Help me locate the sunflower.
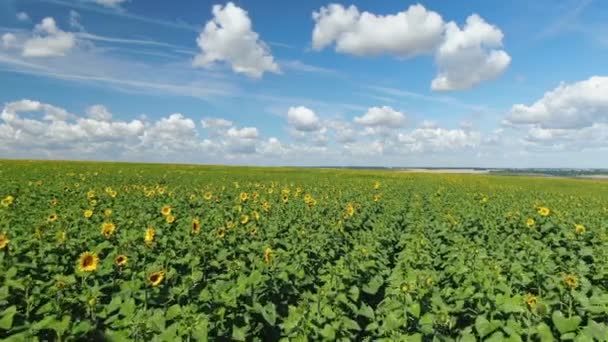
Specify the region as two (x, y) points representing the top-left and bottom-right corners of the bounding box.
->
(203, 191), (213, 200)
(262, 201), (271, 212)
(0, 233), (9, 249)
(191, 218), (201, 234)
(161, 205), (172, 216)
(90, 199), (98, 206)
(574, 224), (586, 234)
(304, 194), (312, 203)
(48, 213), (58, 222)
(263, 247), (273, 264)
(252, 211), (260, 221)
(400, 283), (410, 293)
(282, 194), (289, 204)
(526, 217), (535, 228)
(83, 209), (93, 219)
(51, 198), (58, 206)
(101, 222), (116, 238)
(537, 206), (550, 217)
(425, 277), (434, 287)
(166, 214), (176, 224)
(115, 255), (128, 267)
(239, 192), (249, 202)
(104, 209), (112, 217)
(345, 203), (355, 217)
(1, 195), (14, 207)
(373, 181), (381, 190)
(564, 274), (578, 289)
(77, 252), (99, 272)
(525, 294), (538, 308)
(226, 221), (235, 229)
(109, 190), (117, 198)
(217, 228), (226, 238)
(144, 227), (155, 245)
(250, 227), (257, 235)
(86, 190), (96, 200)
(240, 215), (250, 225)
(373, 194), (381, 202)
(148, 271), (165, 286)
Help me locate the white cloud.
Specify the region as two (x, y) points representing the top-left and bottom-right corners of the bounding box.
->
(287, 106), (321, 131)
(354, 106), (406, 127)
(2, 33), (17, 49)
(312, 3), (444, 57)
(201, 117), (233, 130)
(86, 104), (112, 121)
(70, 10), (85, 31)
(431, 14), (511, 91)
(193, 2), (279, 78)
(23, 17), (76, 57)
(16, 12), (30, 22)
(505, 76), (608, 129)
(92, 0), (127, 7)
(398, 126), (481, 153)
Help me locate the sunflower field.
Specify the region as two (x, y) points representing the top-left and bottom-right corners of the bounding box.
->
(1, 160), (608, 341)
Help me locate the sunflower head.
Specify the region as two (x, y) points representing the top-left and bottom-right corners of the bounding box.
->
(84, 209), (93, 218)
(564, 274), (578, 289)
(262, 201), (271, 212)
(144, 227), (155, 245)
(101, 222), (116, 238)
(48, 213), (58, 222)
(282, 194), (289, 204)
(217, 228), (226, 238)
(191, 218), (201, 234)
(574, 224), (586, 235)
(115, 254), (128, 267)
(525, 294), (538, 308)
(226, 221), (235, 229)
(77, 252), (99, 272)
(148, 271), (165, 286)
(373, 194), (381, 202)
(263, 247), (273, 264)
(203, 191), (213, 200)
(161, 205), (172, 216)
(166, 214), (176, 224)
(239, 192), (249, 202)
(252, 211), (260, 221)
(526, 217), (535, 228)
(1, 195), (14, 207)
(373, 181), (381, 190)
(240, 214), (250, 225)
(250, 227), (257, 235)
(345, 203), (355, 217)
(537, 206), (550, 217)
(0, 233), (9, 249)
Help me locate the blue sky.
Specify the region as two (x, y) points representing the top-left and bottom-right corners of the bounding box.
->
(0, 0), (607, 167)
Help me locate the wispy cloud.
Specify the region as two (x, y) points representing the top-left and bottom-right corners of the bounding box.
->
(280, 60), (340, 76)
(535, 0), (594, 39)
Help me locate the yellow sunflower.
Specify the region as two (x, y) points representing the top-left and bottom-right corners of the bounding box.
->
(373, 194), (381, 202)
(166, 214), (176, 224)
(240, 214), (249, 225)
(574, 224), (586, 234)
(161, 205), (172, 216)
(239, 192), (249, 202)
(104, 209), (112, 217)
(373, 181), (381, 190)
(148, 271), (165, 286)
(0, 233), (9, 249)
(101, 222), (116, 238)
(47, 213), (58, 222)
(345, 203), (355, 217)
(282, 194), (289, 204)
(525, 294), (538, 308)
(115, 255), (128, 267)
(564, 274), (578, 289)
(144, 227), (155, 245)
(250, 227), (257, 236)
(537, 206), (550, 217)
(191, 218), (201, 234)
(263, 247), (273, 264)
(226, 221), (235, 229)
(77, 251), (99, 272)
(217, 227), (226, 238)
(203, 191), (213, 200)
(262, 201), (271, 212)
(526, 217), (535, 228)
(1, 195), (14, 207)
(252, 211), (260, 221)
(83, 209), (93, 219)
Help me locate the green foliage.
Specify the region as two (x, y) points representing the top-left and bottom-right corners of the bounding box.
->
(0, 160), (607, 340)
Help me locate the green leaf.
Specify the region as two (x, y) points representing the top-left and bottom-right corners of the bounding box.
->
(232, 325), (247, 341)
(0, 305), (17, 330)
(475, 315), (501, 338)
(358, 303), (375, 320)
(32, 316), (57, 331)
(486, 331), (505, 342)
(408, 302), (421, 319)
(362, 275), (383, 295)
(319, 324), (336, 340)
(191, 318), (208, 342)
(72, 320), (94, 335)
(535, 323), (555, 342)
(460, 332), (477, 342)
(261, 303), (277, 325)
(166, 304), (181, 321)
(119, 297), (136, 318)
(404, 333), (422, 342)
(552, 311), (581, 334)
(342, 317), (360, 331)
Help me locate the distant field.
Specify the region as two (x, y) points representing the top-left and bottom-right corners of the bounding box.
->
(401, 168), (490, 174)
(1, 160), (607, 341)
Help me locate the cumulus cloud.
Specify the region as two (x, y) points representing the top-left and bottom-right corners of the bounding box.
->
(354, 106), (406, 127)
(22, 17), (76, 57)
(193, 2), (279, 78)
(16, 12), (30, 22)
(431, 14), (511, 91)
(86, 104), (112, 121)
(287, 106), (321, 131)
(92, 0), (127, 7)
(505, 76), (608, 129)
(2, 33), (17, 49)
(312, 3), (444, 57)
(397, 126), (481, 153)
